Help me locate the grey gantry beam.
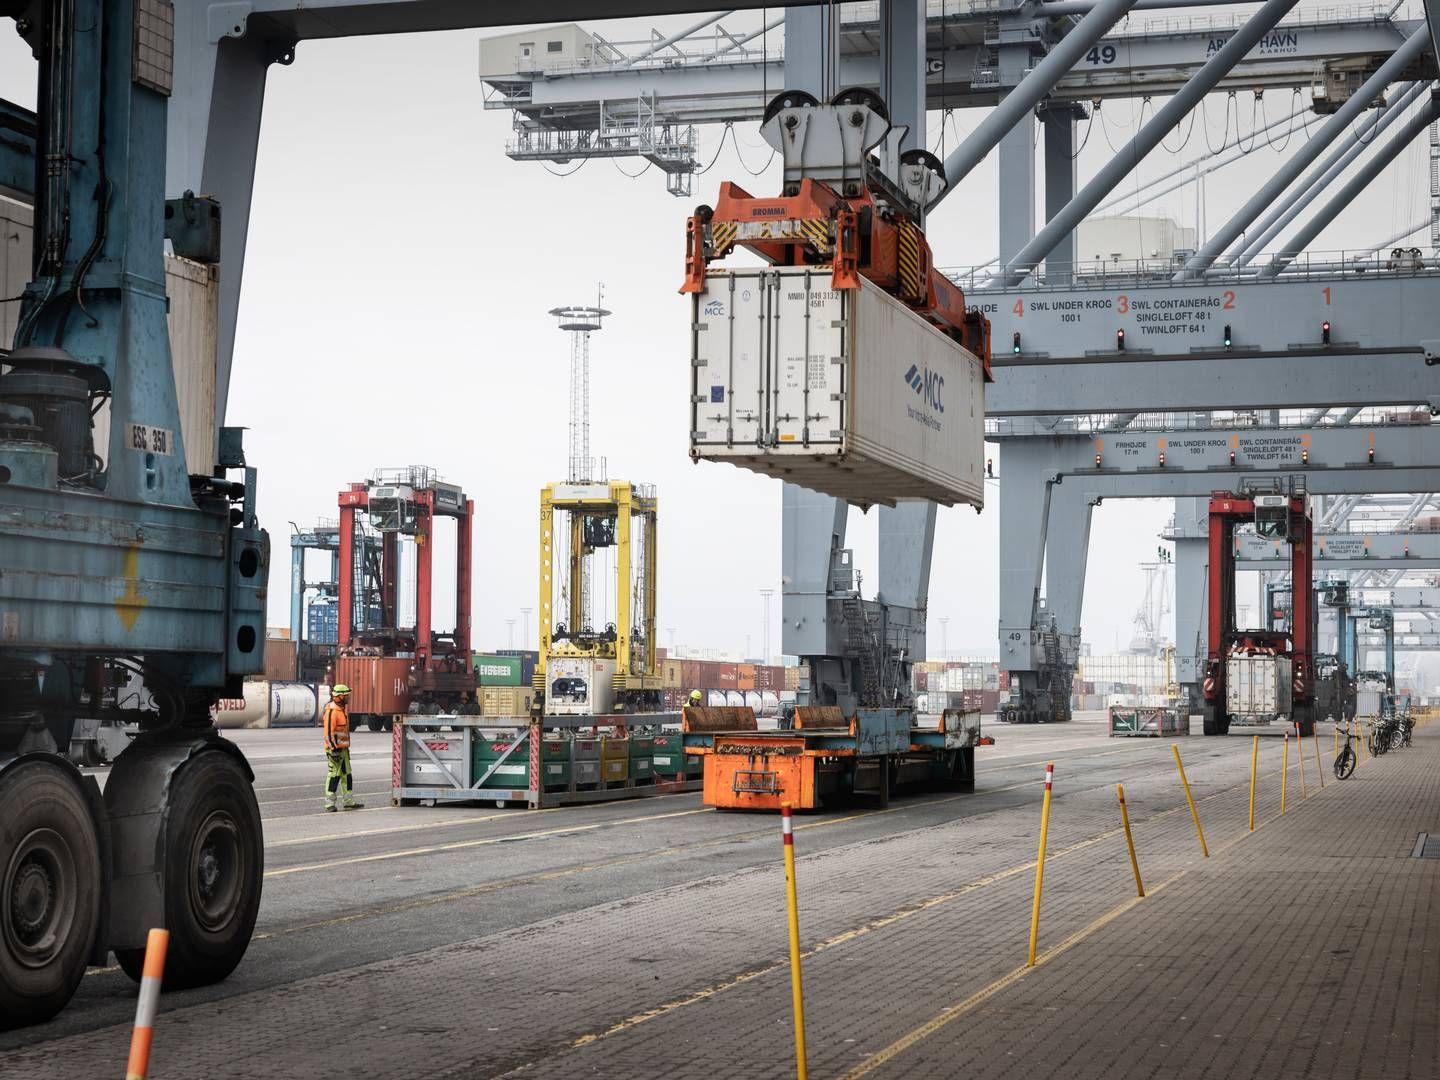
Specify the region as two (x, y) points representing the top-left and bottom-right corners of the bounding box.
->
(1356, 587), (1440, 610)
(930, 0), (1140, 210)
(1177, 25), (1433, 278)
(1219, 531), (1440, 567)
(1227, 80), (1429, 269)
(1261, 92), (1440, 278)
(992, 421), (1440, 488)
(994, 425), (1440, 498)
(483, 11), (1414, 129)
(231, 0), (823, 38)
(1000, 0), (1304, 286)
(1424, 0), (1440, 75)
(973, 270), (1440, 416)
(1355, 632), (1440, 647)
(985, 349), (1440, 417)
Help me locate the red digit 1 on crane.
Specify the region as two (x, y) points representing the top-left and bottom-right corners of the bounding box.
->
(1322, 287), (1331, 305)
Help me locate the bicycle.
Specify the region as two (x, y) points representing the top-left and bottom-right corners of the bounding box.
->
(1395, 713), (1415, 750)
(1369, 715), (1397, 758)
(1334, 719), (1361, 780)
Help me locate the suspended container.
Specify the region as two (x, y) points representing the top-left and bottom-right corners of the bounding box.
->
(689, 267), (986, 509)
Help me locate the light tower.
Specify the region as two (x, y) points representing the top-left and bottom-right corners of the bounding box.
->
(759, 588), (774, 665)
(549, 292), (610, 483)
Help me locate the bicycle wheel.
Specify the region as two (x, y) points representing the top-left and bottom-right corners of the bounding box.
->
(1389, 725), (1405, 751)
(1334, 744), (1356, 780)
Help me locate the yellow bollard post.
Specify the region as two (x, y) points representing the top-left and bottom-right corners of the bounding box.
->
(1248, 735), (1259, 831)
(1333, 724), (1338, 761)
(125, 928), (169, 1080)
(1027, 763), (1055, 966)
(1312, 725), (1325, 789)
(780, 804), (809, 1080)
(1280, 732), (1289, 815)
(1172, 744), (1209, 857)
(1294, 723), (1308, 800)
(1117, 783), (1145, 896)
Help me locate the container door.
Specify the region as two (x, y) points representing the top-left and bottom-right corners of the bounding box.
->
(692, 272), (769, 448)
(769, 269), (846, 449)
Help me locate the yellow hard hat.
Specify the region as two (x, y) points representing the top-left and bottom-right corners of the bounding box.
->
(688, 689), (702, 703)
(332, 684), (351, 696)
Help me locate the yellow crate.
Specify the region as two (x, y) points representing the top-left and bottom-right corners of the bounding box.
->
(600, 756), (629, 783)
(600, 736), (630, 763)
(482, 687), (535, 717)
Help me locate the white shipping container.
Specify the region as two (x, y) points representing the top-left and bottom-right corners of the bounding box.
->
(544, 656), (617, 715)
(690, 267), (985, 508)
(1225, 656), (1293, 720)
(1355, 689), (1383, 718)
(3, 199), (219, 477)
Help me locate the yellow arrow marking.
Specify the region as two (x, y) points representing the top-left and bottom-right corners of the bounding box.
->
(115, 545), (148, 631)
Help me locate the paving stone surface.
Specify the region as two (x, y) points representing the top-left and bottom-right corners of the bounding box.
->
(2, 720), (1432, 1079)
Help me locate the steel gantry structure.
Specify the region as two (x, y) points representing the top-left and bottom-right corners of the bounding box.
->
(480, 1), (1440, 725)
(0, 0), (851, 1030)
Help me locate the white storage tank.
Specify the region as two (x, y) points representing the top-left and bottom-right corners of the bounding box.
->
(689, 266), (986, 508)
(706, 690), (727, 707)
(267, 682), (327, 727)
(212, 682), (266, 729)
(210, 681), (326, 728)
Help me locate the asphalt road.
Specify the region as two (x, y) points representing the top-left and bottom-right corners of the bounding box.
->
(0, 712), (1311, 1077)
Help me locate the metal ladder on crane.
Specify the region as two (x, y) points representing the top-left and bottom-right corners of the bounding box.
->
(842, 596), (884, 707)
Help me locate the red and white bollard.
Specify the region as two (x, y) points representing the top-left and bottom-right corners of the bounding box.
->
(125, 928), (169, 1080)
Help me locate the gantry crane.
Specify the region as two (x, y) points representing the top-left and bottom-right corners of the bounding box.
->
(0, 0), (267, 1025)
(536, 480), (661, 714)
(1203, 488), (1316, 736)
(336, 468), (477, 726)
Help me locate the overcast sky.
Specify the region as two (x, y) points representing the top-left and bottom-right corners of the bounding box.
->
(2, 4), (1434, 665)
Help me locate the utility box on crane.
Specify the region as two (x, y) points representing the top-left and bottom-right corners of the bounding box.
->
(536, 480), (660, 714)
(336, 467), (477, 727)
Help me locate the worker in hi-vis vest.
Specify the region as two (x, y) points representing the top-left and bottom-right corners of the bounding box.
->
(322, 685), (363, 812)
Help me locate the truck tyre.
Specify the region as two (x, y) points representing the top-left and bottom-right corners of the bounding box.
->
(115, 751), (263, 989)
(951, 748), (976, 792)
(1293, 708), (1315, 739)
(0, 760), (102, 1029)
(1202, 708), (1230, 737)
